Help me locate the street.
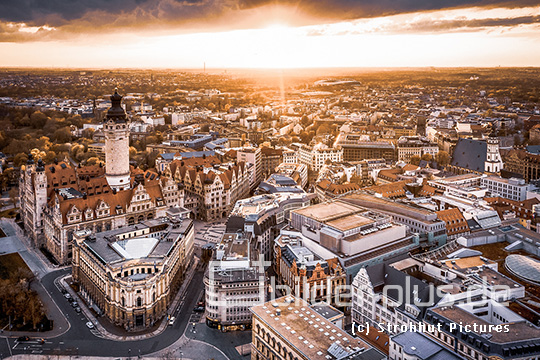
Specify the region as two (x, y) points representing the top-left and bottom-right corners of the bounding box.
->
(0, 219), (249, 359)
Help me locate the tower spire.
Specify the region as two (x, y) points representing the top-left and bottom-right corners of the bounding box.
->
(104, 88), (131, 191)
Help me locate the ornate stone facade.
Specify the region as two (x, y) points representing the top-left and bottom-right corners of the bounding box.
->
(19, 90), (184, 264)
(72, 215), (194, 330)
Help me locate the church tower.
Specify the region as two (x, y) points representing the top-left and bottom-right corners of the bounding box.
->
(485, 129), (503, 173)
(104, 89), (131, 191)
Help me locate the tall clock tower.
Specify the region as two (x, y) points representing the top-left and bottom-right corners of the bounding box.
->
(104, 89), (131, 191)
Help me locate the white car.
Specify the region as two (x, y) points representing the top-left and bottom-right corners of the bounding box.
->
(85, 321), (94, 329)
(168, 316), (175, 326)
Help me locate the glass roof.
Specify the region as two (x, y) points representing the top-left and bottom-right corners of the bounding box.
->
(505, 254), (540, 284)
(111, 237), (159, 259)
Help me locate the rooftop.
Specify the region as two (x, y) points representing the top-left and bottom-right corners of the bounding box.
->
(111, 237), (159, 259)
(251, 296), (371, 360)
(293, 200), (365, 223)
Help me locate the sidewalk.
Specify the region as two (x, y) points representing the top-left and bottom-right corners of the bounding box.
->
(1, 277), (70, 339)
(61, 256), (200, 341)
(0, 219), (66, 279)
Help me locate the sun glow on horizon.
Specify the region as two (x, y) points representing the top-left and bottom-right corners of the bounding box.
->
(1, 6), (540, 69)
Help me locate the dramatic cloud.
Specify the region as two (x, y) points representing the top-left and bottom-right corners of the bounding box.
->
(1, 0), (540, 42)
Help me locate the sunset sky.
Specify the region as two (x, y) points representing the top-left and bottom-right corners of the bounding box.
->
(0, 0), (539, 68)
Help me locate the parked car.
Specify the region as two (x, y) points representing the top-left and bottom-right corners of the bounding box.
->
(17, 336), (30, 342)
(168, 316), (175, 326)
(64, 293), (71, 299)
(193, 306), (205, 313)
(75, 307), (81, 313)
(71, 301), (79, 308)
(85, 321), (94, 329)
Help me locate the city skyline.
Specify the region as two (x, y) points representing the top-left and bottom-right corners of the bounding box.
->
(0, 1), (539, 68)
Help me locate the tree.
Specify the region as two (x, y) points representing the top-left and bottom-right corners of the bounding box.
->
(421, 153), (433, 162)
(43, 151), (57, 164)
(435, 151), (450, 166)
(81, 128), (95, 139)
(30, 111), (48, 129)
(85, 157), (103, 166)
(13, 153), (28, 167)
(8, 187), (18, 208)
(410, 155), (421, 166)
(52, 127), (72, 143)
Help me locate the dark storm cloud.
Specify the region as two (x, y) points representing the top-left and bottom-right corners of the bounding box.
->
(0, 0), (538, 41)
(0, 0), (538, 25)
(402, 14), (540, 32)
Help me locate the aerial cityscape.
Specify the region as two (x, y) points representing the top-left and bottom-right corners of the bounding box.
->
(1, 1), (540, 360)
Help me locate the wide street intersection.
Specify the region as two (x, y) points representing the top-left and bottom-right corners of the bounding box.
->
(0, 219), (249, 359)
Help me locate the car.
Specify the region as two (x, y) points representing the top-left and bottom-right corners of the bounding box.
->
(17, 336), (30, 342)
(71, 301), (79, 308)
(75, 307), (81, 313)
(64, 293), (71, 299)
(38, 339), (45, 345)
(168, 316), (175, 326)
(60, 288), (67, 294)
(85, 321), (94, 329)
(193, 306), (205, 313)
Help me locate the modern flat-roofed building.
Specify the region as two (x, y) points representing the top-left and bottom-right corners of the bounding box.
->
(250, 296), (384, 360)
(342, 193), (447, 247)
(237, 146), (263, 189)
(290, 200), (419, 282)
(335, 133), (395, 162)
(72, 215), (194, 331)
(227, 192), (312, 260)
(88, 143), (105, 160)
(481, 176), (529, 201)
(204, 231), (265, 331)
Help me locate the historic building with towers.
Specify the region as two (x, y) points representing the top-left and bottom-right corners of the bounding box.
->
(19, 90), (184, 264)
(448, 131), (503, 175)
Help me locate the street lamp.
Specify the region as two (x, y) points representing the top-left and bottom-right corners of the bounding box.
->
(128, 348), (131, 360)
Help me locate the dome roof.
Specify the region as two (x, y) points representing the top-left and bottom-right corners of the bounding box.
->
(505, 254), (540, 285)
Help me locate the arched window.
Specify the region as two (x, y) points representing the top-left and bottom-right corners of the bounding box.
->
(121, 297), (125, 307)
(147, 213), (154, 220)
(137, 297), (142, 307)
(137, 215), (144, 223)
(128, 217), (135, 225)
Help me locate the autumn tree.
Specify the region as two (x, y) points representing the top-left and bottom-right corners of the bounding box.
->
(52, 127), (72, 143)
(8, 187), (18, 208)
(410, 155), (421, 165)
(435, 151), (450, 166)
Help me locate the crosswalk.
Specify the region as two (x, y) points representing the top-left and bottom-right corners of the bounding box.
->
(12, 338), (54, 353)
